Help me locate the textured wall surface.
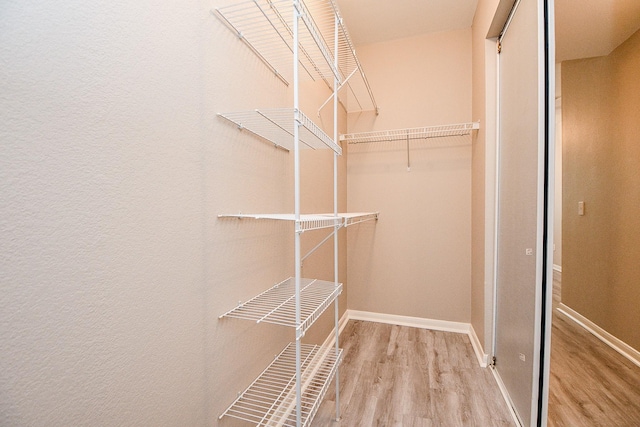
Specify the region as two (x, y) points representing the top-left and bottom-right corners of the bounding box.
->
(0, 0), (344, 425)
(562, 29), (640, 352)
(346, 29), (473, 323)
(0, 1), (208, 425)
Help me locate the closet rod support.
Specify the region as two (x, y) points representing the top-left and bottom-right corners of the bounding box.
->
(317, 68), (358, 116)
(301, 227), (339, 266)
(406, 134), (411, 171)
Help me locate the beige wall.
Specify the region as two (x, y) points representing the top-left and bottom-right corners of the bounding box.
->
(346, 29), (473, 322)
(0, 0), (346, 425)
(562, 29), (640, 351)
(554, 65), (563, 270)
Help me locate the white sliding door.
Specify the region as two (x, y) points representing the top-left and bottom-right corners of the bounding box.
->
(493, 0), (554, 426)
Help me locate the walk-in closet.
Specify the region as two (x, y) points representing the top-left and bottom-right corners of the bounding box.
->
(3, 0), (639, 426)
(212, 0), (483, 424)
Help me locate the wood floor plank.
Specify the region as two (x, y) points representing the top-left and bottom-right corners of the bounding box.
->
(312, 320), (514, 427)
(548, 275), (640, 427)
(314, 275), (640, 427)
(401, 414), (434, 427)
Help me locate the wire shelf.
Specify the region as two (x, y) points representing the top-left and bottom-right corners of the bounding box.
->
(218, 212), (378, 232)
(219, 277), (342, 335)
(215, 0), (337, 84)
(340, 122), (480, 144)
(219, 343), (342, 427)
(217, 213), (342, 232)
(218, 108), (342, 155)
(214, 0), (377, 113)
(338, 212), (379, 227)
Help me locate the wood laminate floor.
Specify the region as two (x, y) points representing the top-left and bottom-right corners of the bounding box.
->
(548, 275), (640, 426)
(312, 276), (640, 427)
(312, 321), (514, 427)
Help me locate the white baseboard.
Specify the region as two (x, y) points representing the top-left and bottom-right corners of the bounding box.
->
(347, 310), (470, 333)
(321, 310), (350, 350)
(469, 324), (489, 367)
(346, 310), (489, 368)
(558, 303), (640, 368)
(338, 309), (350, 335)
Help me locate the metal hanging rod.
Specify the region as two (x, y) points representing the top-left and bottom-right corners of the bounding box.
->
(340, 122), (480, 144)
(218, 108), (341, 154)
(214, 0), (377, 113)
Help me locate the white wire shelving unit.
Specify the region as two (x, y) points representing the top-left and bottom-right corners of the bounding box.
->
(215, 1), (378, 426)
(214, 0), (378, 114)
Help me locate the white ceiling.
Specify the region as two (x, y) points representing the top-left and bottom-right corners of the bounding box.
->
(336, 0), (479, 45)
(336, 0), (640, 62)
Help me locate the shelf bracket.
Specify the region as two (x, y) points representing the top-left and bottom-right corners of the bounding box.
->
(406, 134), (411, 171)
(301, 227), (340, 266)
(317, 68), (358, 116)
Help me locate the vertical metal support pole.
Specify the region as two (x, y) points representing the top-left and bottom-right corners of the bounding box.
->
(293, 2), (302, 426)
(332, 13), (341, 422)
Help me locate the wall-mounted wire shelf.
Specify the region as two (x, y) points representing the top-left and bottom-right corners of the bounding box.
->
(219, 343), (342, 427)
(219, 277), (342, 335)
(218, 213), (341, 232)
(340, 122), (480, 144)
(218, 212), (378, 232)
(214, 0), (377, 113)
(219, 108), (341, 155)
(338, 212), (379, 227)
